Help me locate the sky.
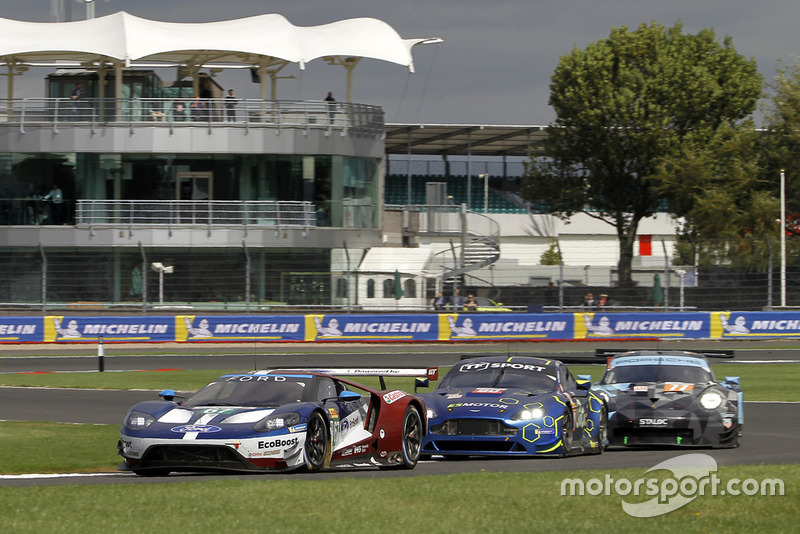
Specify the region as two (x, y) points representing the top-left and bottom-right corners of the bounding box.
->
(3, 1), (800, 126)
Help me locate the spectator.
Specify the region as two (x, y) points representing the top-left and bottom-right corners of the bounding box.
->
(43, 184), (64, 224)
(583, 292), (595, 309)
(432, 291), (446, 311)
(451, 289), (464, 311)
(190, 96), (207, 121)
(324, 91), (336, 123)
(225, 89), (238, 121)
(172, 100), (187, 121)
(598, 294), (609, 308)
(464, 294), (477, 312)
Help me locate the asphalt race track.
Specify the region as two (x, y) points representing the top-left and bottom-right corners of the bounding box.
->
(1, 341), (798, 486)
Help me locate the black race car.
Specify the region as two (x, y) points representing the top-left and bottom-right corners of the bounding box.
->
(592, 350), (742, 448)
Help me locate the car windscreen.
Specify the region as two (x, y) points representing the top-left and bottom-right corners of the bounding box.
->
(600, 365), (712, 385)
(183, 375), (311, 407)
(438, 364), (557, 392)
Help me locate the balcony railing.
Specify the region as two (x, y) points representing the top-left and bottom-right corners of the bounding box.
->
(0, 97), (384, 135)
(75, 200), (317, 228)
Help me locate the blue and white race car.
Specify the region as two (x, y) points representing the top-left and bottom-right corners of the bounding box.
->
(593, 350), (743, 448)
(118, 368), (432, 475)
(420, 356), (607, 458)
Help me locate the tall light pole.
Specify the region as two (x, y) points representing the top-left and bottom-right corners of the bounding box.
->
(780, 169), (787, 307)
(479, 173), (488, 214)
(76, 0), (108, 20)
(151, 262), (174, 305)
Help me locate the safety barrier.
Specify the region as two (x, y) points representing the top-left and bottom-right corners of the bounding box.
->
(2, 310), (799, 343)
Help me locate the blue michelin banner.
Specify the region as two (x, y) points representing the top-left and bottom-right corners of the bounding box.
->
(578, 312), (711, 339)
(440, 313), (573, 341)
(0, 317), (43, 343)
(45, 316), (175, 342)
(179, 315), (305, 342)
(711, 311), (800, 338)
(306, 314), (438, 341)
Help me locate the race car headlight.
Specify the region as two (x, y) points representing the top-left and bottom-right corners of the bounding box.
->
(124, 411), (155, 430)
(512, 407), (545, 421)
(700, 392), (723, 410)
(426, 407), (438, 420)
(253, 412), (301, 432)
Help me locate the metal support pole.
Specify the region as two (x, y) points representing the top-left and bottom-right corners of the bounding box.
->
(139, 242), (147, 314)
(343, 241), (351, 313)
(780, 169), (787, 307)
(39, 244), (47, 314)
(243, 240), (251, 313)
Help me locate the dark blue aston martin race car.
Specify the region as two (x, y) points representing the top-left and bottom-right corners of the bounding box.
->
(420, 356), (607, 458)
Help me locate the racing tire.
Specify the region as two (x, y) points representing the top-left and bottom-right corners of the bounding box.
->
(591, 407), (608, 455)
(398, 404), (423, 469)
(558, 411), (573, 458)
(303, 411), (330, 472)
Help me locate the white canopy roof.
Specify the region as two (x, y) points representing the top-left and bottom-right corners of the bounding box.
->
(0, 11), (439, 71)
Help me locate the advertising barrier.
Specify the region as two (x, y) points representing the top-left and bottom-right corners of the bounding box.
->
(2, 311), (799, 344)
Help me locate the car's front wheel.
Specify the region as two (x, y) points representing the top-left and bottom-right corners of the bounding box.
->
(591, 407), (608, 455)
(558, 411), (573, 457)
(398, 405), (423, 469)
(303, 412), (330, 472)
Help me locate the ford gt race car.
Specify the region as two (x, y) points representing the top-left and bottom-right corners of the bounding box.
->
(118, 368), (432, 475)
(593, 351), (742, 448)
(420, 356), (607, 458)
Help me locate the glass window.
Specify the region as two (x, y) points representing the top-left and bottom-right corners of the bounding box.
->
(404, 279), (416, 298)
(383, 278), (393, 298)
(367, 279), (375, 298)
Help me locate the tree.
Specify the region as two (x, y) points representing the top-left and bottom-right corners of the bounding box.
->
(522, 21), (762, 286)
(659, 124), (779, 270)
(540, 238), (562, 265)
(763, 60), (800, 240)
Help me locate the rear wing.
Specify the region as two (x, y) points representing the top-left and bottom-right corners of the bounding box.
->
(286, 367), (439, 392)
(460, 352), (603, 364)
(595, 348), (734, 359)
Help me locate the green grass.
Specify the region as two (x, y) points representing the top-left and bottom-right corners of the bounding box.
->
(0, 422), (121, 474)
(1, 361), (797, 532)
(0, 465), (796, 533)
(1, 363), (797, 401)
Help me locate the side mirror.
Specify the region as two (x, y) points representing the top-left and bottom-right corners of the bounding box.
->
(576, 375), (592, 390)
(723, 376), (740, 389)
(158, 389), (185, 403)
(338, 390), (361, 402)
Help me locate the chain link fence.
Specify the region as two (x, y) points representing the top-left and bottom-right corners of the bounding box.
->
(0, 244), (798, 314)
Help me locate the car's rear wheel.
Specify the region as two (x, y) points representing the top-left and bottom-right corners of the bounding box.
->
(559, 411), (573, 457)
(398, 405), (423, 469)
(304, 412), (330, 472)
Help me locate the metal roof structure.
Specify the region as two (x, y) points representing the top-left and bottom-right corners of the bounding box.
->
(0, 12), (437, 68)
(0, 12), (441, 101)
(384, 124), (549, 157)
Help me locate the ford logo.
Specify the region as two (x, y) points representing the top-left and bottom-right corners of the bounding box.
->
(171, 424), (222, 433)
